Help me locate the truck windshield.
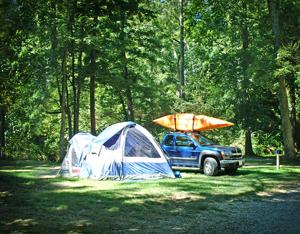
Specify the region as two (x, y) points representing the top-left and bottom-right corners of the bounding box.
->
(190, 134), (216, 146)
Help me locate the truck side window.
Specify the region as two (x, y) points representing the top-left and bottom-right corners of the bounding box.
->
(176, 136), (193, 147)
(164, 135), (174, 146)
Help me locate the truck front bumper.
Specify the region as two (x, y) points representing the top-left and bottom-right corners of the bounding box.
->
(220, 159), (244, 169)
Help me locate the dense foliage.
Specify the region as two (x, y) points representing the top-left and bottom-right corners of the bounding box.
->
(0, 0), (299, 161)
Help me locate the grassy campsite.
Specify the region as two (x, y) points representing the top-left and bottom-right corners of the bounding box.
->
(1, 158), (300, 233)
(1, 0), (300, 233)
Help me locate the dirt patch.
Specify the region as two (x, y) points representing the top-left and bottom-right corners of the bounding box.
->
(169, 192), (204, 202)
(38, 166), (60, 179)
(50, 181), (83, 188)
(197, 184), (300, 234)
(256, 183), (300, 197)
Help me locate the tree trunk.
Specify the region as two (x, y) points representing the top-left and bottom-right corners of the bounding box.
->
(288, 74), (298, 149)
(0, 106), (5, 157)
(73, 22), (83, 134)
(69, 0), (77, 136)
(60, 48), (68, 160)
(241, 2), (255, 156)
(66, 81), (73, 139)
(278, 76), (296, 158)
(245, 129), (255, 156)
(297, 81), (300, 151)
(90, 48), (96, 135)
(69, 42), (75, 138)
(50, 1), (65, 160)
(179, 0), (185, 99)
(50, 2), (58, 65)
(74, 45), (82, 134)
(268, 0), (296, 158)
(89, 13), (97, 135)
(50, 1), (60, 102)
(268, 0), (280, 50)
(120, 7), (134, 121)
(124, 66), (134, 121)
(118, 92), (128, 121)
(72, 48), (78, 135)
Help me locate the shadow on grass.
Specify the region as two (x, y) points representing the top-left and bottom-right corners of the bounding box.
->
(0, 160), (300, 233)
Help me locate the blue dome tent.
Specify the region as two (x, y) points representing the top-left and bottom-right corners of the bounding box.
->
(60, 122), (175, 180)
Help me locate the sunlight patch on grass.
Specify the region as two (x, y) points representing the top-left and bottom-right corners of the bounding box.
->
(51, 181), (88, 188)
(256, 191), (273, 197)
(107, 206), (120, 212)
(171, 226), (186, 231)
(50, 204), (69, 211)
(6, 218), (38, 227)
(131, 184), (174, 196)
(62, 219), (92, 232)
(122, 197), (146, 205)
(0, 169), (34, 173)
(126, 228), (140, 232)
(39, 174), (58, 179)
(0, 191), (12, 198)
(169, 191), (204, 201)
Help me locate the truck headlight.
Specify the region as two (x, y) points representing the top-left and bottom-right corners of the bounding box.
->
(221, 150), (232, 159)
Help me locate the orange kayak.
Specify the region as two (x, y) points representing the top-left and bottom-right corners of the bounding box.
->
(153, 113), (234, 132)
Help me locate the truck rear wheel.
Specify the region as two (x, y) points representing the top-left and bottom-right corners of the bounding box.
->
(203, 157), (218, 176)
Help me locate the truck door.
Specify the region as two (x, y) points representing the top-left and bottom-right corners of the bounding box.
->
(162, 134), (176, 157)
(175, 135), (198, 167)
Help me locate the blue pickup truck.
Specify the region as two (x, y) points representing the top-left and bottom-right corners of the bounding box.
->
(161, 132), (244, 176)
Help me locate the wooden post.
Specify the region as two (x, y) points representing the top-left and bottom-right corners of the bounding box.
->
(275, 149), (282, 170)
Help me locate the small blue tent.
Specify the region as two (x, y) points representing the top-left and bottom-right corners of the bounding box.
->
(61, 122), (175, 180)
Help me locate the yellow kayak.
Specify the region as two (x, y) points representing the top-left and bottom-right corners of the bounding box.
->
(153, 113), (234, 132)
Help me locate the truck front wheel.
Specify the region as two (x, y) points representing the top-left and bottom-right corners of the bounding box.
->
(203, 157), (219, 176)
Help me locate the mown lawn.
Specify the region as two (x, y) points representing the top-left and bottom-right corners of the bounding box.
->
(0, 158), (300, 233)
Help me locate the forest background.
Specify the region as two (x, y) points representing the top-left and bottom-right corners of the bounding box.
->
(0, 0), (299, 161)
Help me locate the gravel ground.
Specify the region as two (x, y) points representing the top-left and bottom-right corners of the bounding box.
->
(198, 184), (300, 234)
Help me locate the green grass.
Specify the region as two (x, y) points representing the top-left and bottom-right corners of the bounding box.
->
(0, 158), (300, 233)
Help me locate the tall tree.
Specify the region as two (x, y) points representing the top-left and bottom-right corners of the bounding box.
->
(90, 44), (96, 135)
(185, 0), (282, 153)
(0, 106), (5, 158)
(73, 21), (84, 134)
(88, 3), (97, 135)
(119, 2), (135, 121)
(240, 1), (255, 156)
(268, 0), (295, 158)
(0, 0), (32, 157)
(179, 0), (185, 99)
(60, 48), (68, 159)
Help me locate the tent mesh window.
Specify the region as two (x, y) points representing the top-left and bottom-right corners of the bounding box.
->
(103, 130), (122, 150)
(71, 147), (78, 166)
(125, 127), (160, 158)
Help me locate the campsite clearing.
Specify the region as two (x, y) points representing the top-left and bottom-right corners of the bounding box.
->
(0, 158), (300, 233)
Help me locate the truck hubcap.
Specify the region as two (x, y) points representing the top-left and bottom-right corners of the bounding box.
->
(205, 163), (212, 173)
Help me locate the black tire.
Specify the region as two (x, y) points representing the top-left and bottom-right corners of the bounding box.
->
(225, 168), (238, 175)
(203, 157), (219, 176)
